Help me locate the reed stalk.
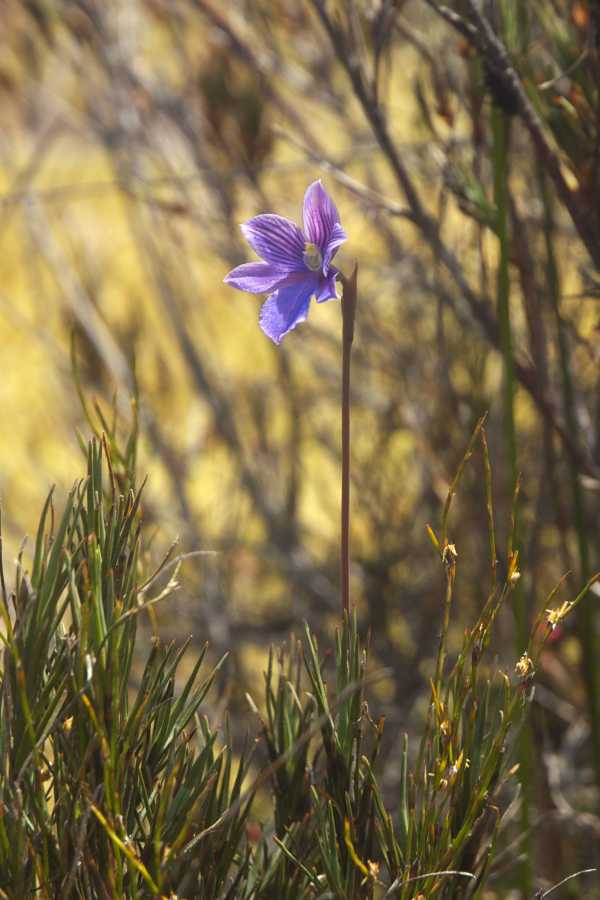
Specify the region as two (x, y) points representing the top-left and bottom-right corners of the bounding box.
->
(492, 101), (533, 894)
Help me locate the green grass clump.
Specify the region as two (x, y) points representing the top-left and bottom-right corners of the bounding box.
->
(0, 421), (582, 898)
(0, 437), (250, 898)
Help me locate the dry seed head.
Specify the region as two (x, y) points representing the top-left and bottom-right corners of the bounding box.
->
(515, 652), (534, 680)
(442, 542), (458, 565)
(367, 860), (380, 880)
(507, 550), (520, 583)
(546, 600), (572, 630)
(449, 751), (469, 779)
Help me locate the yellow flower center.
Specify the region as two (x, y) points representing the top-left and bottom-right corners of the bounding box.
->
(303, 241), (323, 272)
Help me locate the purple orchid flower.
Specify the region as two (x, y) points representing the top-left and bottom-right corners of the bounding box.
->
(224, 180), (347, 344)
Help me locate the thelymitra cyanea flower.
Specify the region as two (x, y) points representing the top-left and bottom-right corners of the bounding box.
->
(224, 180), (347, 343)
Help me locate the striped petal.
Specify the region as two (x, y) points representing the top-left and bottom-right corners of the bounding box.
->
(303, 181), (347, 266)
(259, 276), (318, 344)
(224, 262), (299, 294)
(241, 215), (305, 269)
(322, 222), (347, 273)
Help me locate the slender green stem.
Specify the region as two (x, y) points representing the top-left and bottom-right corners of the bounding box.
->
(492, 109), (517, 535)
(492, 102), (533, 895)
(539, 169), (600, 796)
(492, 107), (526, 643)
(340, 266), (358, 617)
(433, 565), (454, 692)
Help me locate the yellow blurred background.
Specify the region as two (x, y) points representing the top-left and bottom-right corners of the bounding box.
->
(2, 3), (600, 884)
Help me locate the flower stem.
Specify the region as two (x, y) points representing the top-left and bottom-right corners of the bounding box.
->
(492, 102), (533, 896)
(340, 265), (358, 617)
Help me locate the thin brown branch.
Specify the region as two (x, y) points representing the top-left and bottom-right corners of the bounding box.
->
(462, 0), (600, 270)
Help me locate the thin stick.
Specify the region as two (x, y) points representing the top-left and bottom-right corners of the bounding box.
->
(539, 868), (598, 898)
(339, 265), (358, 616)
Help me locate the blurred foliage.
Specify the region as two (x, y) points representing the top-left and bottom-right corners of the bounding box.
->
(0, 0), (600, 894)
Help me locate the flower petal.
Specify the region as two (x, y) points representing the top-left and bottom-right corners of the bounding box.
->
(224, 262), (299, 294)
(322, 222), (347, 273)
(259, 276), (318, 344)
(241, 215), (305, 269)
(315, 272), (339, 303)
(302, 180), (345, 258)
